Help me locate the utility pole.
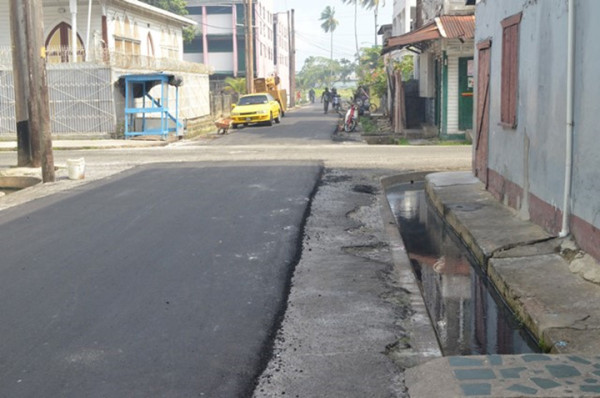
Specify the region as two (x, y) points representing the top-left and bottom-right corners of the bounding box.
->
(245, 0), (254, 94)
(288, 9), (296, 108)
(24, 0), (55, 182)
(9, 0), (32, 166)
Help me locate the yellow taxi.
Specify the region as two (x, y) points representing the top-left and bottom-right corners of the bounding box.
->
(231, 93), (282, 128)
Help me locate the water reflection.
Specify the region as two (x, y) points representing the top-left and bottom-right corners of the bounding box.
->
(387, 183), (538, 356)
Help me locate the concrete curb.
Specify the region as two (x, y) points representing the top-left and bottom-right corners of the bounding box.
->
(0, 139), (169, 152)
(424, 171), (600, 354)
(379, 172), (443, 365)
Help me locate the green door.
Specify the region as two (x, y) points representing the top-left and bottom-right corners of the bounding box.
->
(458, 57), (474, 130)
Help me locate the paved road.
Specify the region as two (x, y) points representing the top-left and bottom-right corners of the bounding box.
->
(0, 105), (473, 397)
(0, 161), (321, 397)
(209, 102), (340, 145)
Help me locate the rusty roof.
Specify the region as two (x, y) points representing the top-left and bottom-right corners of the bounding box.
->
(382, 14), (474, 54)
(436, 15), (475, 39)
(382, 22), (440, 53)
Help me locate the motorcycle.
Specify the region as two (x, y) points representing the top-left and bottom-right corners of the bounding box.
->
(332, 95), (341, 112)
(344, 102), (358, 132)
(355, 96), (370, 116)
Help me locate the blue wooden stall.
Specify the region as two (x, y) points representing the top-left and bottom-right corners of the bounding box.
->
(119, 73), (183, 139)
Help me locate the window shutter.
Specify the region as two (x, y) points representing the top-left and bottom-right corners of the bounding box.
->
(500, 13), (522, 128)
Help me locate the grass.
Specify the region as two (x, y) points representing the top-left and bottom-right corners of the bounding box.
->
(359, 116), (377, 134)
(437, 139), (472, 146)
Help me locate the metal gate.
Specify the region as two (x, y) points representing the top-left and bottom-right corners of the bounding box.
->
(0, 64), (115, 137)
(48, 64), (116, 136)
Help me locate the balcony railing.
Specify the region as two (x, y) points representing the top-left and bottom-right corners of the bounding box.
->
(0, 45), (213, 75)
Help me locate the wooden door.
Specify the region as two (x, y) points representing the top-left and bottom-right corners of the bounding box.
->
(458, 57), (474, 130)
(474, 40), (491, 185)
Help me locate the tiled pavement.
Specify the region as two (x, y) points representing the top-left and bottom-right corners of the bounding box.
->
(407, 354), (600, 397)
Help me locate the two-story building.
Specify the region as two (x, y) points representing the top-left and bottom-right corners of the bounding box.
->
(0, 0), (211, 138)
(383, 0), (475, 139)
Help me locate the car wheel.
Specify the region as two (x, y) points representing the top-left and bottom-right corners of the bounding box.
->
(232, 124), (239, 129)
(266, 112), (274, 126)
(274, 112), (281, 124)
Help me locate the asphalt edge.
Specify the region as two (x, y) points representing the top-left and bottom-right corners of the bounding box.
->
(249, 162), (325, 397)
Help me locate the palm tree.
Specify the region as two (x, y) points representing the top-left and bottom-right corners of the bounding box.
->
(340, 0), (360, 56)
(362, 0), (384, 46)
(320, 6), (339, 61)
(341, 0), (384, 50)
(224, 77), (246, 95)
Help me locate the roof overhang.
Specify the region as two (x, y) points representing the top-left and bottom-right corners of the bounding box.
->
(111, 0), (197, 27)
(382, 14), (474, 55)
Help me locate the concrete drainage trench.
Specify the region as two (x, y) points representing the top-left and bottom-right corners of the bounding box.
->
(385, 181), (540, 356)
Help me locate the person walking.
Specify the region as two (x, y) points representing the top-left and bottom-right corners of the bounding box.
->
(309, 88), (315, 103)
(321, 88), (331, 114)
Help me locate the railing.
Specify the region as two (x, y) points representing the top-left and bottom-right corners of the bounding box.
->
(0, 45), (214, 137)
(0, 45), (213, 75)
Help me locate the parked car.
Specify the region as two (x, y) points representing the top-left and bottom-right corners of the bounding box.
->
(231, 93), (282, 128)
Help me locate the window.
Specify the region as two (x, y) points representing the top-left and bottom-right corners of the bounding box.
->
(45, 22), (85, 63)
(114, 17), (141, 57)
(500, 12), (521, 128)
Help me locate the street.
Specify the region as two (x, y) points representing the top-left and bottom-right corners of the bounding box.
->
(0, 161), (321, 397)
(0, 104), (471, 397)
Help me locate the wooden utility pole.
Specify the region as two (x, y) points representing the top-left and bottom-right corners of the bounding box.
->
(9, 0), (33, 166)
(24, 0), (55, 181)
(288, 9), (296, 108)
(245, 0), (254, 94)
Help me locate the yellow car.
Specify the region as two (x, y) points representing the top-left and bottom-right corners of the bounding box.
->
(231, 93), (282, 128)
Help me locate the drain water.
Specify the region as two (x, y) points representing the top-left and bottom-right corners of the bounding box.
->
(386, 182), (539, 356)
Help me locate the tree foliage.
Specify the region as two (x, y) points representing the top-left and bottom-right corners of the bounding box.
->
(296, 56), (354, 90)
(320, 6), (339, 61)
(224, 77), (247, 95)
(139, 0), (196, 43)
(319, 6), (339, 33)
(356, 46), (386, 98)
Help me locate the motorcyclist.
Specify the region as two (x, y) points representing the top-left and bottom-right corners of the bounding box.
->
(331, 88), (340, 111)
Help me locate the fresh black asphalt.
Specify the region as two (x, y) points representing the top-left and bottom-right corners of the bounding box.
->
(0, 161), (322, 397)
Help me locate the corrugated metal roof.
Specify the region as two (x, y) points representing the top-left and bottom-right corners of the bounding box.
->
(437, 15), (475, 39)
(382, 14), (474, 54)
(382, 22), (440, 54)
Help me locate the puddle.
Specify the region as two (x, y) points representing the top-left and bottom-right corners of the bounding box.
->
(386, 182), (539, 356)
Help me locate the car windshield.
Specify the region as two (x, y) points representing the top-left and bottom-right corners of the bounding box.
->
(238, 95), (268, 105)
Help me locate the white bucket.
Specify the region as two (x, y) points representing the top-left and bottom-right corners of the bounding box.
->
(67, 158), (85, 180)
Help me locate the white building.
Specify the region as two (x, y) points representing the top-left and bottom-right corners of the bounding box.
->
(0, 0), (196, 63)
(0, 0), (213, 138)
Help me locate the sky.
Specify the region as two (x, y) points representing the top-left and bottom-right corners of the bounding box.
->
(275, 0), (392, 70)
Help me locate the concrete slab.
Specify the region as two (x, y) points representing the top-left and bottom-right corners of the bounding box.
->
(425, 174), (553, 267)
(489, 254), (600, 353)
(426, 170), (480, 187)
(0, 139), (167, 151)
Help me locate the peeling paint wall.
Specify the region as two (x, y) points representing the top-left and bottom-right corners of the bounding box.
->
(475, 0), (600, 258)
